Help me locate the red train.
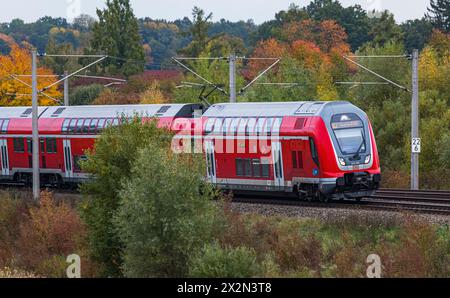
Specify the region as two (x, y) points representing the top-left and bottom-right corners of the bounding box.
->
(0, 101), (381, 200)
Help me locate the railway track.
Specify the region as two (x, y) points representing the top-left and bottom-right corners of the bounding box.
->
(1, 184), (450, 215)
(233, 188), (450, 215)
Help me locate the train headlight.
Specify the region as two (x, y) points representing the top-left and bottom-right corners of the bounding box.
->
(338, 158), (346, 166)
(365, 155), (371, 164)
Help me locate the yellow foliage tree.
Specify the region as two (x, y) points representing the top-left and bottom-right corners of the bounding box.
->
(0, 45), (62, 106)
(140, 81), (168, 104)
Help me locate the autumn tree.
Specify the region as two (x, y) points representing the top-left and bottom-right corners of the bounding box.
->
(91, 0), (145, 77)
(0, 42), (61, 106)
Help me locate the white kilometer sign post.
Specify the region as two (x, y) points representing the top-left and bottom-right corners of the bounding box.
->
(412, 138), (421, 154)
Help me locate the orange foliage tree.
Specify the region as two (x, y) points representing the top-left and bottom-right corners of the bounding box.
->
(246, 38), (288, 79)
(0, 43), (62, 106)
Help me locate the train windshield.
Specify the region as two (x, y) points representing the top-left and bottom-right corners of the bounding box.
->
(331, 114), (366, 155)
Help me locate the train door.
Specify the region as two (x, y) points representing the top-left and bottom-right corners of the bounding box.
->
(272, 141), (284, 188)
(0, 139), (9, 176)
(205, 140), (216, 184)
(63, 139), (74, 179)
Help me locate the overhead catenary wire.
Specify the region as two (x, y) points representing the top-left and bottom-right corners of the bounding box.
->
(343, 55), (410, 92)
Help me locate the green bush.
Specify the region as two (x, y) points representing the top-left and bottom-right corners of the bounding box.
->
(114, 144), (220, 277)
(80, 118), (170, 277)
(189, 243), (261, 278)
(69, 84), (104, 106)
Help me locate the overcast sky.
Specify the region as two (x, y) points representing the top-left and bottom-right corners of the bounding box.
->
(0, 0), (430, 24)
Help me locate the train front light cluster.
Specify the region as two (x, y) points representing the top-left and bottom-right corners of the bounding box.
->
(365, 155), (371, 164)
(338, 158), (346, 166)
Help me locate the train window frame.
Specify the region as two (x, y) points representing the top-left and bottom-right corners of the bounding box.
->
(235, 158), (244, 177)
(261, 160), (270, 178)
(40, 138), (45, 153)
(223, 118), (233, 136)
(330, 113), (366, 155)
(213, 118), (223, 134)
(89, 119), (99, 134)
(246, 118), (257, 136)
(68, 119), (77, 134)
(272, 118), (282, 134)
(112, 118), (120, 126)
(27, 138), (32, 154)
(237, 118), (248, 135)
(310, 138), (320, 167)
(1, 119), (9, 133)
(46, 138), (57, 154)
(230, 118), (240, 135)
(82, 119), (91, 134)
(13, 138), (25, 153)
(205, 118), (215, 134)
(97, 118), (107, 133)
(252, 159), (261, 178)
(244, 159), (252, 177)
(62, 119), (70, 133)
(75, 119), (84, 134)
(256, 118), (267, 135)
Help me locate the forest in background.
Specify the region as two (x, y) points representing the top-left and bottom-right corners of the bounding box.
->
(0, 0), (449, 189)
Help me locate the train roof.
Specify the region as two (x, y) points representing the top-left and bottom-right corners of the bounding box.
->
(202, 101), (354, 117)
(0, 104), (202, 119)
(0, 107), (49, 119)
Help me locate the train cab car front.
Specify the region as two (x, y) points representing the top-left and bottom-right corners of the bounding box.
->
(319, 103), (381, 200)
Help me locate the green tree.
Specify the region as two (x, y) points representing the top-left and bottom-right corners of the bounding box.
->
(91, 0), (145, 76)
(115, 144), (219, 277)
(401, 18), (434, 52)
(179, 7), (217, 57)
(368, 11), (404, 47)
(427, 0), (450, 33)
(80, 118), (169, 277)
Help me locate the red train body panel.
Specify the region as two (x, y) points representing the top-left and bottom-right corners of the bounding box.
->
(0, 101), (381, 200)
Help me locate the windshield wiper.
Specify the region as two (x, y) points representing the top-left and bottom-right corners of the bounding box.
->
(353, 133), (366, 159)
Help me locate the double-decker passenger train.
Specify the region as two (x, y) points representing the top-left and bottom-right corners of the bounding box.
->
(0, 101), (381, 201)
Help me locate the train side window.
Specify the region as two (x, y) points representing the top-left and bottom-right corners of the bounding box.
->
(213, 118), (223, 134)
(236, 158), (244, 177)
(27, 138), (32, 154)
(112, 118), (120, 126)
(205, 118), (215, 134)
(40, 139), (45, 153)
(223, 118), (232, 136)
(246, 118), (256, 136)
(75, 119), (84, 134)
(252, 159), (261, 177)
(261, 161), (270, 178)
(273, 118), (282, 134)
(244, 159), (252, 177)
(46, 138), (57, 154)
(68, 119), (77, 134)
(237, 118), (248, 135)
(97, 119), (106, 133)
(13, 138), (25, 153)
(230, 118), (240, 135)
(82, 119), (91, 134)
(310, 139), (320, 167)
(62, 119), (70, 133)
(1, 120), (9, 133)
(292, 151), (298, 168)
(89, 119), (99, 134)
(265, 118), (273, 135)
(105, 118), (113, 128)
(256, 118), (266, 135)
